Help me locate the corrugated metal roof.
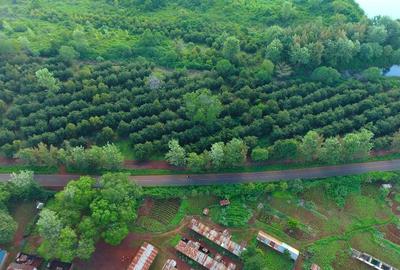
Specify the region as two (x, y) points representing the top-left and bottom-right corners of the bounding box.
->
(127, 242), (158, 270)
(175, 240), (236, 270)
(189, 219), (246, 256)
(162, 259), (177, 270)
(257, 231), (299, 261)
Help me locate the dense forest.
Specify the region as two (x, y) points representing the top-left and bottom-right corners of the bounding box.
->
(1, 0), (400, 160)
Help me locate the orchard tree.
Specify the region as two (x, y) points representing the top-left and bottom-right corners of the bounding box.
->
(222, 36), (240, 62)
(255, 60), (274, 84)
(58, 45), (79, 63)
(183, 89), (222, 126)
(362, 67), (382, 82)
(35, 68), (60, 92)
(216, 59), (234, 76)
(265, 39), (283, 62)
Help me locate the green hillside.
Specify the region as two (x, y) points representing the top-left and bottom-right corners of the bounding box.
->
(1, 0), (400, 161)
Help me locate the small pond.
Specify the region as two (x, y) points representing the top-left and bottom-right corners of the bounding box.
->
(384, 65), (400, 77)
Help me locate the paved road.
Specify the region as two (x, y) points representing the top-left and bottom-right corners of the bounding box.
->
(1, 159), (400, 188)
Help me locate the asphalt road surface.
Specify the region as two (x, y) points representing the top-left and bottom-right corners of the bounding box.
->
(1, 159), (400, 188)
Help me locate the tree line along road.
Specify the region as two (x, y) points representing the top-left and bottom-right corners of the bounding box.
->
(0, 159), (400, 188)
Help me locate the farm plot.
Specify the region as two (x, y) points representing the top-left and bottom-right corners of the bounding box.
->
(135, 199), (182, 232)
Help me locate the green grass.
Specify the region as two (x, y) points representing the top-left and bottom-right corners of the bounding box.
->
(307, 240), (347, 269)
(186, 196), (218, 215)
(258, 243), (294, 270)
(0, 165), (57, 174)
(211, 201), (252, 227)
(394, 194), (400, 204)
(168, 234), (181, 247)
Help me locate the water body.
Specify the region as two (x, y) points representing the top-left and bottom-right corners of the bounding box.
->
(385, 65), (400, 77)
(355, 0), (400, 19)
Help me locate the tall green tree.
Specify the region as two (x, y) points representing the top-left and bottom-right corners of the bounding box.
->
(224, 138), (248, 167)
(210, 142), (225, 168)
(183, 89), (222, 126)
(35, 68), (60, 92)
(8, 170), (37, 199)
(222, 36), (240, 62)
(341, 129), (373, 161)
(0, 211), (17, 244)
(165, 139), (186, 167)
(265, 39), (283, 62)
(300, 131), (323, 162)
(319, 137), (342, 164)
(271, 139), (299, 160)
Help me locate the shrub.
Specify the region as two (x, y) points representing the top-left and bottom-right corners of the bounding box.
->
(251, 147), (269, 162)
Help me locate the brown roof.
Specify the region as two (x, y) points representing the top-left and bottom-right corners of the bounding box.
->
(127, 242), (158, 270)
(7, 253), (43, 270)
(162, 259), (177, 270)
(189, 219), (246, 256)
(7, 263), (37, 270)
(175, 239), (236, 270)
(219, 200), (230, 206)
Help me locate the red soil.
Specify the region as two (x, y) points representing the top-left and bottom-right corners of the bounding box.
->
(74, 237), (139, 270)
(0, 157), (21, 165)
(123, 160), (176, 170)
(137, 197), (154, 216)
(384, 224), (400, 245)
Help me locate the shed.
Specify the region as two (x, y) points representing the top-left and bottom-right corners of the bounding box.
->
(219, 199), (230, 206)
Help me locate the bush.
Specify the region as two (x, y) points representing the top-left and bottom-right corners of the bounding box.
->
(311, 66), (341, 84)
(362, 67), (382, 82)
(251, 147), (269, 162)
(0, 210), (17, 244)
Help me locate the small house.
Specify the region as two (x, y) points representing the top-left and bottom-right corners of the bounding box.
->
(162, 259), (177, 270)
(310, 264), (321, 270)
(127, 242), (158, 270)
(256, 231), (300, 261)
(219, 199), (230, 207)
(7, 252), (43, 270)
(203, 208), (209, 216)
(46, 260), (73, 270)
(351, 248), (398, 270)
(175, 238), (236, 270)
